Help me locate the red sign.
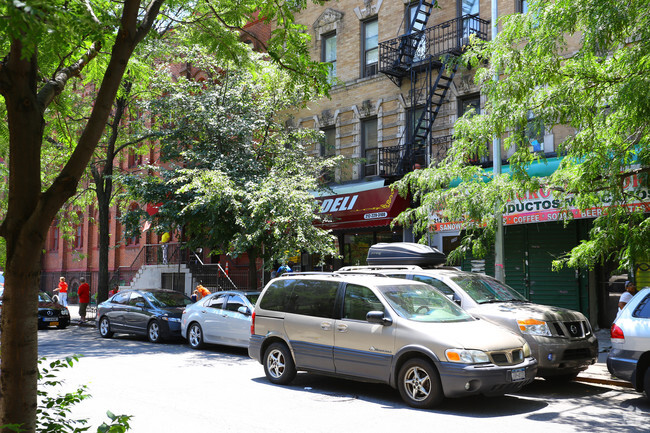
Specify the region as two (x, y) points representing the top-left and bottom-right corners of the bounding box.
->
(316, 187), (409, 230)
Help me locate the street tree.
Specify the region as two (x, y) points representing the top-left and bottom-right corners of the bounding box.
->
(395, 0), (650, 271)
(119, 59), (340, 288)
(0, 1), (329, 431)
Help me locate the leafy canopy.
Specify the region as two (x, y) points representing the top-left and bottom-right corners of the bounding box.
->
(395, 0), (650, 270)
(120, 54), (339, 264)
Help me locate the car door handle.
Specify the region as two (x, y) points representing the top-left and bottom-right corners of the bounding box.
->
(321, 321), (332, 331)
(336, 323), (348, 333)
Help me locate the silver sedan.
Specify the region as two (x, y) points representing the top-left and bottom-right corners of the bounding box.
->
(181, 290), (260, 349)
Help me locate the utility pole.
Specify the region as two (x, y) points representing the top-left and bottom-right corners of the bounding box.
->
(492, 0), (505, 282)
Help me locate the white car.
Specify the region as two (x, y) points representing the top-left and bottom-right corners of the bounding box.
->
(607, 287), (650, 399)
(181, 290), (260, 350)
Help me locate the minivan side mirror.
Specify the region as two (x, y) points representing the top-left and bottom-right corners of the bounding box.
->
(366, 311), (393, 326)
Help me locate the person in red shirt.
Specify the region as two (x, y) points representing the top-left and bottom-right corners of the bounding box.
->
(54, 276), (68, 306)
(77, 277), (91, 323)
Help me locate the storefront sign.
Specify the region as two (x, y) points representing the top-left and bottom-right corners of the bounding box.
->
(432, 174), (650, 232)
(317, 187), (409, 230)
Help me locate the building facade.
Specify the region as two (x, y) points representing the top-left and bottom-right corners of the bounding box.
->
(285, 0), (649, 328)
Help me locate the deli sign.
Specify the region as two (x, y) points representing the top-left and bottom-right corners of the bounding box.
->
(317, 186), (409, 230)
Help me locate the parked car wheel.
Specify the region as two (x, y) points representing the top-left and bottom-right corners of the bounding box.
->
(263, 342), (296, 385)
(187, 323), (204, 350)
(99, 316), (113, 338)
(644, 365), (650, 400)
(398, 358), (444, 409)
(147, 320), (162, 343)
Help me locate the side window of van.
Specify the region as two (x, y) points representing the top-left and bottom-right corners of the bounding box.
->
(343, 284), (384, 321)
(413, 275), (455, 296)
(259, 279), (296, 311)
(290, 280), (339, 318)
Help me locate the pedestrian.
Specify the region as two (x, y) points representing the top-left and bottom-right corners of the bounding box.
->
(77, 277), (91, 323)
(618, 280), (638, 312)
(196, 284), (210, 300)
(54, 276), (68, 307)
(191, 290), (199, 302)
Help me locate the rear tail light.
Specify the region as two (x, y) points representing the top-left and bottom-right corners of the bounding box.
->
(250, 310), (256, 335)
(611, 323), (625, 341)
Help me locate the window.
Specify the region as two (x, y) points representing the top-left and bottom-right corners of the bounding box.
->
(49, 223), (59, 252)
(361, 118), (378, 177)
(408, 3), (428, 61)
(127, 150), (142, 168)
(525, 111), (544, 152)
(112, 292), (130, 305)
(290, 280), (338, 317)
(412, 275), (456, 297)
(125, 204), (140, 246)
(633, 294), (650, 318)
(362, 19), (378, 77)
(343, 284), (384, 321)
(207, 294), (227, 309)
(74, 214), (83, 250)
(460, 0), (480, 43)
(127, 292), (145, 307)
(516, 0), (529, 14)
(225, 295), (247, 313)
(322, 32), (337, 80)
(459, 94), (480, 117)
(320, 127), (336, 157)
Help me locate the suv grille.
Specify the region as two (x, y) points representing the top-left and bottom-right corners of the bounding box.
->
(489, 349), (524, 366)
(561, 348), (593, 361)
(552, 320), (589, 338)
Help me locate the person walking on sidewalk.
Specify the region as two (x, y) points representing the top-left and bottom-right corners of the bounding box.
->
(77, 277), (91, 323)
(54, 276), (68, 307)
(618, 281), (637, 312)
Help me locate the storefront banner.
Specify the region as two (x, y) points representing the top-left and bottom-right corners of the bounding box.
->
(317, 186), (409, 230)
(432, 174), (650, 232)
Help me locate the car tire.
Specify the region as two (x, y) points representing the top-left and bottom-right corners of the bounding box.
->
(643, 365), (650, 400)
(187, 323), (204, 350)
(99, 316), (114, 338)
(397, 358), (444, 409)
(147, 320), (162, 343)
(263, 342), (296, 385)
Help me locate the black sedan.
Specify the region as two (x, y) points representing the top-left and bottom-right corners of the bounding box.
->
(97, 288), (192, 343)
(0, 288), (70, 329)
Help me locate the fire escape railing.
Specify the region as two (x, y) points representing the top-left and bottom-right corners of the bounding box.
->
(379, 14), (490, 83)
(373, 135), (454, 178)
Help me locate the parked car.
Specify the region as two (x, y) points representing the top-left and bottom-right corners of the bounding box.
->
(181, 290), (260, 349)
(607, 287), (650, 399)
(97, 289), (192, 343)
(339, 242), (599, 381)
(0, 288), (70, 329)
(249, 273), (537, 409)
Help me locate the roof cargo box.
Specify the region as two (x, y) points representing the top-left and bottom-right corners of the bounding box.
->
(367, 243), (446, 267)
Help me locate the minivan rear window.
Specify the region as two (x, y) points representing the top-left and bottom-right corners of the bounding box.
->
(259, 279), (295, 311)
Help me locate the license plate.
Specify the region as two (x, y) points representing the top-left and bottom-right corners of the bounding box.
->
(43, 317), (58, 322)
(511, 368), (526, 382)
(49, 321), (59, 327)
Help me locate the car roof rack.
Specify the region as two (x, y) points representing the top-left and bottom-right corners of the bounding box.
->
(338, 265), (424, 271)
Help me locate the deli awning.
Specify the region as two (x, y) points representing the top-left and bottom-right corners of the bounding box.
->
(316, 186), (410, 230)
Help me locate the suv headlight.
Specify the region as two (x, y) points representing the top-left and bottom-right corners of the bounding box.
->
(517, 319), (551, 336)
(445, 349), (490, 364)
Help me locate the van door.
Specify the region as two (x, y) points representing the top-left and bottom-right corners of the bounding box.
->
(282, 280), (339, 372)
(333, 284), (396, 381)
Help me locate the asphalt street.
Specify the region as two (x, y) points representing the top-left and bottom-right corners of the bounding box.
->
(36, 324), (649, 433)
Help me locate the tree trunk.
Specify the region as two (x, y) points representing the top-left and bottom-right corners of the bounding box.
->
(0, 2), (162, 429)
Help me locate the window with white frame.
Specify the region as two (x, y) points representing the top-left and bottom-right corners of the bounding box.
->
(362, 19), (378, 77)
(322, 33), (337, 80)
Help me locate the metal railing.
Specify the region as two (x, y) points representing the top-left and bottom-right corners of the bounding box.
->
(374, 134), (454, 178)
(379, 14), (490, 80)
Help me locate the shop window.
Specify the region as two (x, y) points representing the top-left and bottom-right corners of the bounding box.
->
(361, 118), (378, 177)
(362, 19), (378, 78)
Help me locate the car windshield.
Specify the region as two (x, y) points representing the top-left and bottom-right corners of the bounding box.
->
(450, 275), (528, 304)
(378, 284), (472, 322)
(143, 291), (192, 308)
(39, 292), (54, 303)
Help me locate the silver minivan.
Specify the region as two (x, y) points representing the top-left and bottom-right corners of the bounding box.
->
(340, 242), (599, 381)
(249, 273), (537, 408)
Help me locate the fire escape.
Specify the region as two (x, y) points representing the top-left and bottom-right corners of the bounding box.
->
(376, 1), (489, 179)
